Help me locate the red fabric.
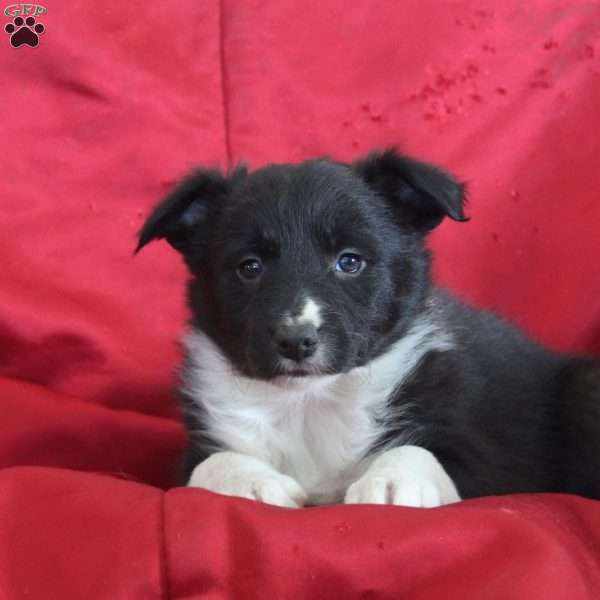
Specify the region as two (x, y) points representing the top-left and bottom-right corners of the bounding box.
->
(1, 1), (600, 598)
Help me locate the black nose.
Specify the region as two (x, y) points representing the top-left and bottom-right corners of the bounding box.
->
(273, 324), (319, 362)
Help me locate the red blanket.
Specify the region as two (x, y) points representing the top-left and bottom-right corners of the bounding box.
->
(2, 1), (600, 597)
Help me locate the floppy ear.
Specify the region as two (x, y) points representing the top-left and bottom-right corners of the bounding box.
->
(353, 148), (468, 233)
(136, 168), (236, 255)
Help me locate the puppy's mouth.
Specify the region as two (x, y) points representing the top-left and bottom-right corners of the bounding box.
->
(274, 356), (329, 379)
(282, 367), (313, 377)
(271, 361), (337, 391)
(276, 364), (324, 378)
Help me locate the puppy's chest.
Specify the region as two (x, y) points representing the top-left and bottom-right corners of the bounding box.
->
(250, 395), (378, 502)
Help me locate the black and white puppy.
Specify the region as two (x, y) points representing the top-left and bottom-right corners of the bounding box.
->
(137, 149), (600, 508)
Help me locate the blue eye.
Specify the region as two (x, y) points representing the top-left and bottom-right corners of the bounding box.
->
(335, 253), (363, 274)
(238, 258), (263, 280)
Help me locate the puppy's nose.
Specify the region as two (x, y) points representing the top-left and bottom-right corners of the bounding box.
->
(274, 324), (318, 362)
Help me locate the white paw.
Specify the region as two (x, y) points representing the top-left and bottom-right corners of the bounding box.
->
(345, 474), (450, 507)
(188, 451), (307, 508)
(344, 446), (461, 507)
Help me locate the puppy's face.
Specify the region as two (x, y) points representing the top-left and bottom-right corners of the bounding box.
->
(137, 150), (466, 380)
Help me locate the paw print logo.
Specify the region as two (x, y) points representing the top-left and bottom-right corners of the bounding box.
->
(4, 16), (45, 48)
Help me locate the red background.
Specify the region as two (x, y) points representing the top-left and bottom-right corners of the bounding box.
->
(1, 1), (600, 598)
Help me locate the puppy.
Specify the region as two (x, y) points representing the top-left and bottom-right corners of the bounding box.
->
(137, 149), (600, 508)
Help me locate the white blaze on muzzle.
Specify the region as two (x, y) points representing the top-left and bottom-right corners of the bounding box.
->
(284, 297), (323, 329)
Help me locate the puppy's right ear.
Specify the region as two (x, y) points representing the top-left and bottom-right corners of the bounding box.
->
(136, 168), (233, 255)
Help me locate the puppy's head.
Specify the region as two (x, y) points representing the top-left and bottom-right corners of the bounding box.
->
(137, 149), (466, 380)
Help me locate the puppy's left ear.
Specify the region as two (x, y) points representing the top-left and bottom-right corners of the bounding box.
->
(354, 148), (468, 233)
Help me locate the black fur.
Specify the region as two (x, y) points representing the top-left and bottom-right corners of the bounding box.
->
(138, 148), (600, 499)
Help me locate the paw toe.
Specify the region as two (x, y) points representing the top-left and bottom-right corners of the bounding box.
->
(391, 480), (442, 507)
(421, 481), (443, 507)
(253, 478), (304, 508)
(254, 482), (292, 507)
(344, 477), (388, 504)
(279, 475), (308, 506)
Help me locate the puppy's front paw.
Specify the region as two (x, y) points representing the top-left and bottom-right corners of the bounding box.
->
(345, 475), (450, 507)
(188, 451), (307, 508)
(344, 446), (461, 507)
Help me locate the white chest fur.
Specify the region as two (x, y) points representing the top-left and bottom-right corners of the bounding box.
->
(183, 321), (451, 504)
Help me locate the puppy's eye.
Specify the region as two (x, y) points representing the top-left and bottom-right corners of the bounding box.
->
(335, 253), (364, 275)
(238, 258), (263, 280)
